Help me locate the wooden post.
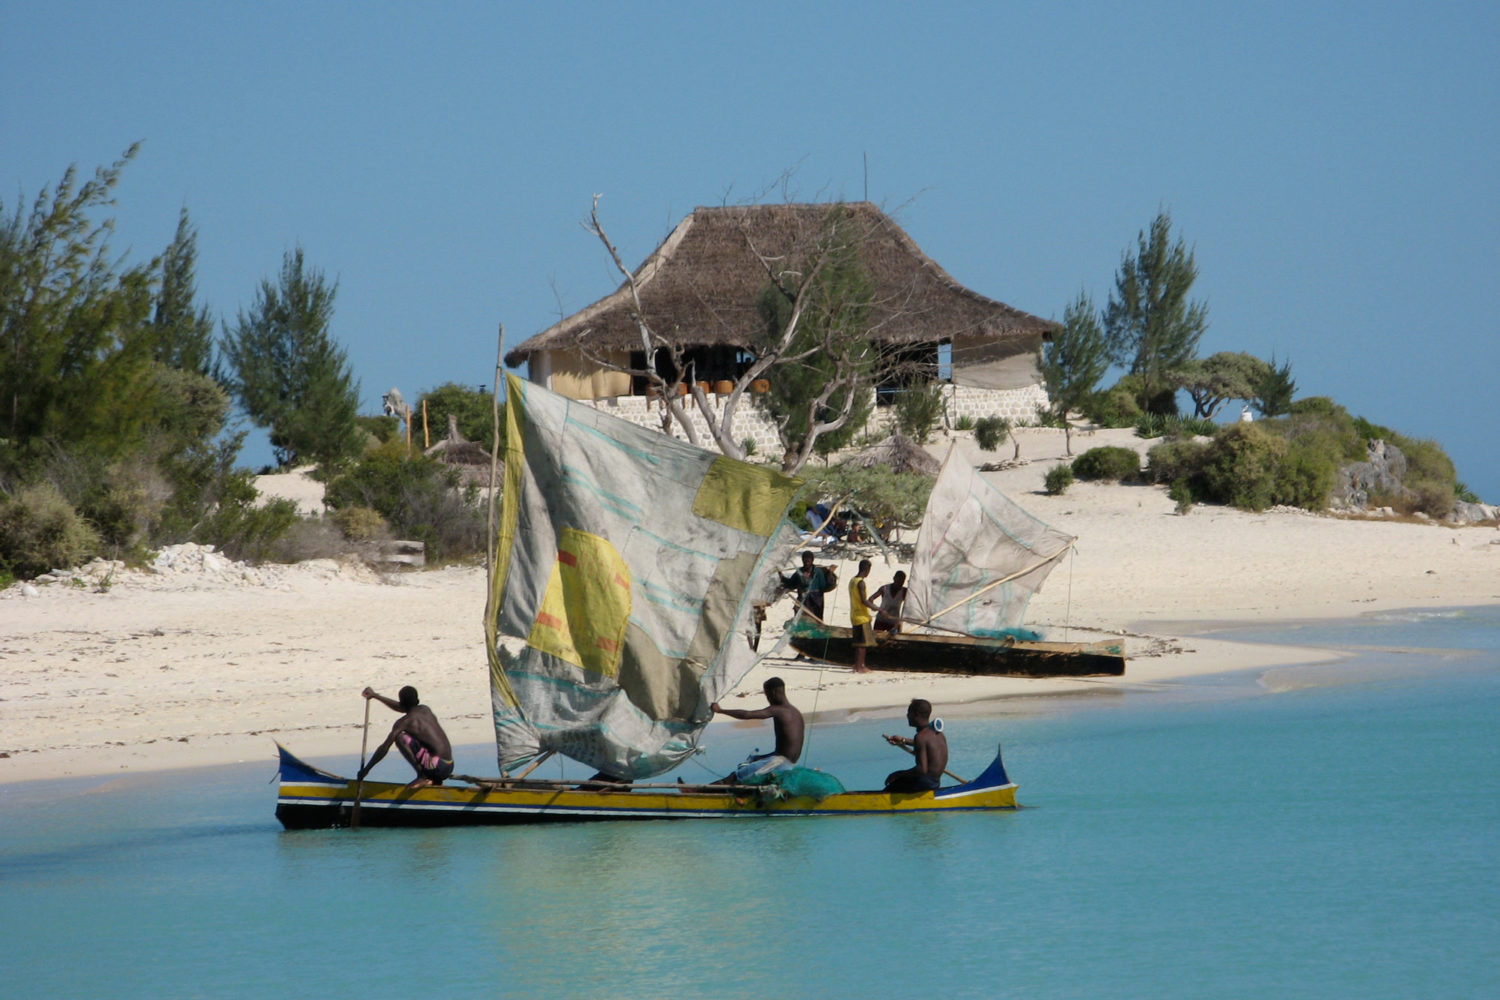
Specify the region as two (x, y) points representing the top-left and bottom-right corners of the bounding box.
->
(422, 399), (430, 449)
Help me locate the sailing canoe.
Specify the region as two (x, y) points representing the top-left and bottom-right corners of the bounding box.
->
(274, 743), (1018, 829)
(788, 619), (1126, 677)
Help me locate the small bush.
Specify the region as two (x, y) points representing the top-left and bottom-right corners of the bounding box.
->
(1071, 446), (1142, 483)
(331, 505), (389, 542)
(199, 494), (302, 563)
(1168, 478), (1198, 513)
(973, 416), (1011, 453)
(1043, 464), (1074, 495)
(1081, 385), (1144, 428)
(325, 452), (486, 562)
(1136, 413), (1219, 440)
(1199, 423), (1287, 511)
(894, 384), (944, 444)
(742, 437), (757, 457)
(1404, 479), (1456, 519)
(954, 414), (976, 431)
(0, 483), (102, 578)
(1147, 438), (1211, 485)
(355, 414), (400, 445)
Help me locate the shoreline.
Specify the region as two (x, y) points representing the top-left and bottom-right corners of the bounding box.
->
(4, 432), (1496, 787)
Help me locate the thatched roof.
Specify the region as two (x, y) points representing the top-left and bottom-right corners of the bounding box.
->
(505, 202), (1054, 368)
(844, 433), (942, 477)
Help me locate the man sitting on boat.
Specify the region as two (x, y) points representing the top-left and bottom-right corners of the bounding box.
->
(872, 570), (908, 633)
(710, 677), (804, 783)
(357, 685), (454, 789)
(882, 699), (948, 793)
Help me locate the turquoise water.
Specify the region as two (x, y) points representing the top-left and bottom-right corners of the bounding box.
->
(3, 608), (1498, 999)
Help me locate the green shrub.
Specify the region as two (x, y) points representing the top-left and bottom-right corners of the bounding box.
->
(1271, 436), (1340, 510)
(196, 483), (301, 563)
(1081, 384), (1144, 428)
(331, 505), (389, 542)
(1198, 423), (1287, 511)
(953, 414), (976, 431)
(1405, 479), (1456, 519)
(0, 482), (103, 578)
(1168, 478), (1199, 513)
(1043, 464), (1075, 495)
(1071, 446), (1142, 483)
(894, 384), (944, 444)
(325, 452), (485, 562)
(1135, 413), (1219, 440)
(1288, 396), (1348, 420)
(355, 414), (400, 445)
(973, 416), (1011, 453)
(1147, 438), (1211, 485)
(1394, 437), (1455, 488)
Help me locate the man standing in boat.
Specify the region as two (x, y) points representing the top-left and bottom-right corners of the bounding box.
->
(711, 677), (804, 783)
(849, 559), (877, 673)
(358, 685), (454, 789)
(882, 698), (947, 792)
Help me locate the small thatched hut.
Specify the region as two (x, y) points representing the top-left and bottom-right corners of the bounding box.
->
(844, 433), (942, 478)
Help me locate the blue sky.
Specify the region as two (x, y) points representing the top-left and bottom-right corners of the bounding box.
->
(6, 2), (1496, 501)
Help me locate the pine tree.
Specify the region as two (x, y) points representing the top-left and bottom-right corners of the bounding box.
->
(1039, 290), (1111, 454)
(1103, 211), (1208, 412)
(219, 248), (361, 469)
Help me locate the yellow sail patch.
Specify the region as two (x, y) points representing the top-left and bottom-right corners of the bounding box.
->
(527, 527), (632, 678)
(692, 457), (801, 538)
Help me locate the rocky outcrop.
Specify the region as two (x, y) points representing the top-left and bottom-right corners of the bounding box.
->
(1331, 439), (1407, 511)
(1332, 439), (1496, 524)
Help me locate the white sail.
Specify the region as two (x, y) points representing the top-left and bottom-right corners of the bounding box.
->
(904, 450), (1074, 638)
(487, 374), (804, 780)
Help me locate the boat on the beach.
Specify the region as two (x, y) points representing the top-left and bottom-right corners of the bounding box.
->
(787, 620), (1125, 676)
(789, 448), (1126, 677)
(275, 375), (1018, 829)
(274, 742), (1017, 828)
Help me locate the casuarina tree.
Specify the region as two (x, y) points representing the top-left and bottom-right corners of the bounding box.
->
(1103, 210), (1208, 413)
(219, 247), (361, 470)
(1039, 290), (1110, 454)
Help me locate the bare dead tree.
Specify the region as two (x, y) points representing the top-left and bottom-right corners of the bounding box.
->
(577, 196), (930, 473)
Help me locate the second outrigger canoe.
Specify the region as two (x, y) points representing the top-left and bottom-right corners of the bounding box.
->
(788, 619), (1126, 676)
(274, 743), (1018, 829)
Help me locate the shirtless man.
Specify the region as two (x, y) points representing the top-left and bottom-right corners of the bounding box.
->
(882, 698), (948, 793)
(872, 570), (907, 633)
(711, 677), (804, 783)
(358, 685), (454, 789)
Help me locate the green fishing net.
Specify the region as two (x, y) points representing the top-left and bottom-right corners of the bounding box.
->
(768, 767), (847, 800)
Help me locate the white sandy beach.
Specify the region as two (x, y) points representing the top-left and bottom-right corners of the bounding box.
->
(2, 428), (1496, 785)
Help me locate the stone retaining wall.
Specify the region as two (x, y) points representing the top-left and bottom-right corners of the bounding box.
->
(573, 383), (1053, 458)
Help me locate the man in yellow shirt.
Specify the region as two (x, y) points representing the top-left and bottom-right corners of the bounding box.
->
(849, 558), (876, 673)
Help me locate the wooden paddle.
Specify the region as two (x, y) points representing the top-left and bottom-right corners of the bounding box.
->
(882, 735), (968, 784)
(351, 696), (372, 830)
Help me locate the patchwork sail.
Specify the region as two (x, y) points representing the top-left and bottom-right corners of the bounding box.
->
(904, 449), (1075, 638)
(487, 374), (804, 780)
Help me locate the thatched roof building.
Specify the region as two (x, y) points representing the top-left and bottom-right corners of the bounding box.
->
(506, 202), (1055, 399)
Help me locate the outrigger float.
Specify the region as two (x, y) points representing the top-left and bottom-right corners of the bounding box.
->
(275, 743), (1018, 829)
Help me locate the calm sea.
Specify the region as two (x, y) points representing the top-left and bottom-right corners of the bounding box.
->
(3, 607), (1497, 999)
